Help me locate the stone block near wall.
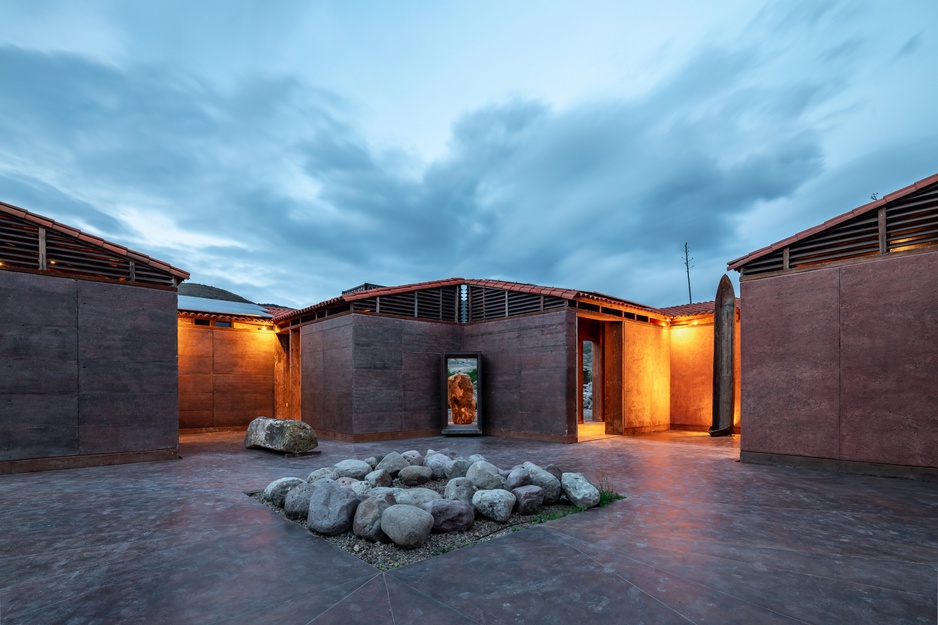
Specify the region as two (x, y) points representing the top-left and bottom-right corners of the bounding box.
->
(245, 416), (318, 454)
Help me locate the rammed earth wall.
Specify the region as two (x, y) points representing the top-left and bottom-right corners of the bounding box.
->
(0, 270), (179, 472)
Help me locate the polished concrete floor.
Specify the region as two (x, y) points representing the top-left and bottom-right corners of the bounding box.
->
(1, 431), (936, 624)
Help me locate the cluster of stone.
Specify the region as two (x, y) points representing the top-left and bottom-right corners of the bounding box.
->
(260, 448), (602, 550)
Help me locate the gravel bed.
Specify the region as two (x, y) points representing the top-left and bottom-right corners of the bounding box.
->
(249, 477), (582, 570)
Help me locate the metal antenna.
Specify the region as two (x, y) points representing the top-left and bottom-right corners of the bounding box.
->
(682, 242), (694, 304)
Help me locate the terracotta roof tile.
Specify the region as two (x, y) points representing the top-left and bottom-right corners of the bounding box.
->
(727, 171), (938, 270)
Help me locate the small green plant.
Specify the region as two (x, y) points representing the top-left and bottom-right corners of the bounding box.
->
(597, 476), (626, 506)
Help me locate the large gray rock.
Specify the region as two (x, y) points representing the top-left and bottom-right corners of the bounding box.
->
(512, 485), (544, 515)
(244, 417), (318, 454)
(507, 467), (532, 490)
(307, 479), (362, 536)
(262, 477), (306, 508)
(394, 488), (442, 507)
(443, 477), (477, 506)
(466, 460), (508, 491)
(284, 482), (316, 520)
(375, 452), (410, 477)
(365, 469), (392, 488)
(333, 459), (373, 480)
(421, 499), (475, 533)
(523, 462), (563, 504)
(544, 464), (564, 482)
(399, 465), (433, 486)
(350, 481), (373, 496)
(472, 489), (517, 523)
(367, 487), (402, 500)
(353, 493), (395, 542)
(562, 472), (601, 509)
(307, 467), (339, 483)
(401, 450), (424, 466)
(424, 453), (452, 479)
(336, 476), (359, 488)
(444, 458), (472, 479)
(381, 505), (434, 549)
(468, 454), (487, 463)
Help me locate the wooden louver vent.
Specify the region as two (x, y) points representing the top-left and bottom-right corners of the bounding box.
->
(741, 182), (938, 277)
(350, 287), (459, 321)
(467, 286), (566, 322)
(0, 211), (177, 286)
(0, 213), (40, 269)
(45, 229), (132, 281)
(887, 185), (938, 252)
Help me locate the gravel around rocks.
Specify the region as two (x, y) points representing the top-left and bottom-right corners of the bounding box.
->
(249, 476), (582, 570)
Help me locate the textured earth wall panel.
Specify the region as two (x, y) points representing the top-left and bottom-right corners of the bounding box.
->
(1, 271), (179, 465)
(177, 323), (277, 429)
(351, 315), (459, 437)
(78, 281), (178, 454)
(837, 252), (938, 468)
(623, 321), (671, 432)
(669, 318), (741, 429)
(302, 316), (355, 436)
(463, 310), (575, 440)
(740, 267), (845, 460)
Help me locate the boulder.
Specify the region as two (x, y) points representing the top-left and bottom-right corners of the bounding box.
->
(244, 417), (318, 454)
(365, 469), (393, 488)
(512, 485), (544, 515)
(284, 482), (316, 520)
(444, 458), (472, 479)
(561, 473), (601, 509)
(443, 477), (477, 506)
(262, 477), (306, 508)
(424, 453), (452, 479)
(447, 373), (476, 424)
(375, 452), (410, 477)
(472, 489), (517, 523)
(307, 467), (339, 483)
(544, 464), (564, 482)
(468, 454), (487, 463)
(353, 493), (395, 542)
(399, 465), (432, 486)
(394, 488), (442, 507)
(367, 487), (402, 500)
(350, 481), (373, 496)
(401, 450), (424, 466)
(307, 480), (362, 536)
(507, 467), (531, 490)
(466, 460), (508, 491)
(523, 462), (563, 504)
(363, 456), (378, 469)
(421, 499), (475, 533)
(381, 505), (434, 549)
(333, 459), (373, 480)
(336, 476), (359, 487)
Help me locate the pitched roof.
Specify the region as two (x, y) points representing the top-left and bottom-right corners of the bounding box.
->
(0, 200), (189, 283)
(659, 299), (741, 318)
(177, 295), (273, 318)
(658, 301), (716, 317)
(727, 172), (938, 271)
(273, 277), (664, 323)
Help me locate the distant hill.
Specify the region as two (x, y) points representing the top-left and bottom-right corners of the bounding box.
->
(178, 283), (253, 304)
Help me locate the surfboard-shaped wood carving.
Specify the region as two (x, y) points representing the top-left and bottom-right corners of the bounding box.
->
(709, 274), (736, 437)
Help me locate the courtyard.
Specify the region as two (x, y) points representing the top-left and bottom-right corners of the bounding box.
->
(1, 430), (935, 624)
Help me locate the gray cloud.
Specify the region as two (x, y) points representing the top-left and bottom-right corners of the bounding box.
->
(0, 0), (933, 308)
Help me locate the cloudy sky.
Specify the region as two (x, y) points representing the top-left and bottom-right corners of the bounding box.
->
(1, 1), (936, 308)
